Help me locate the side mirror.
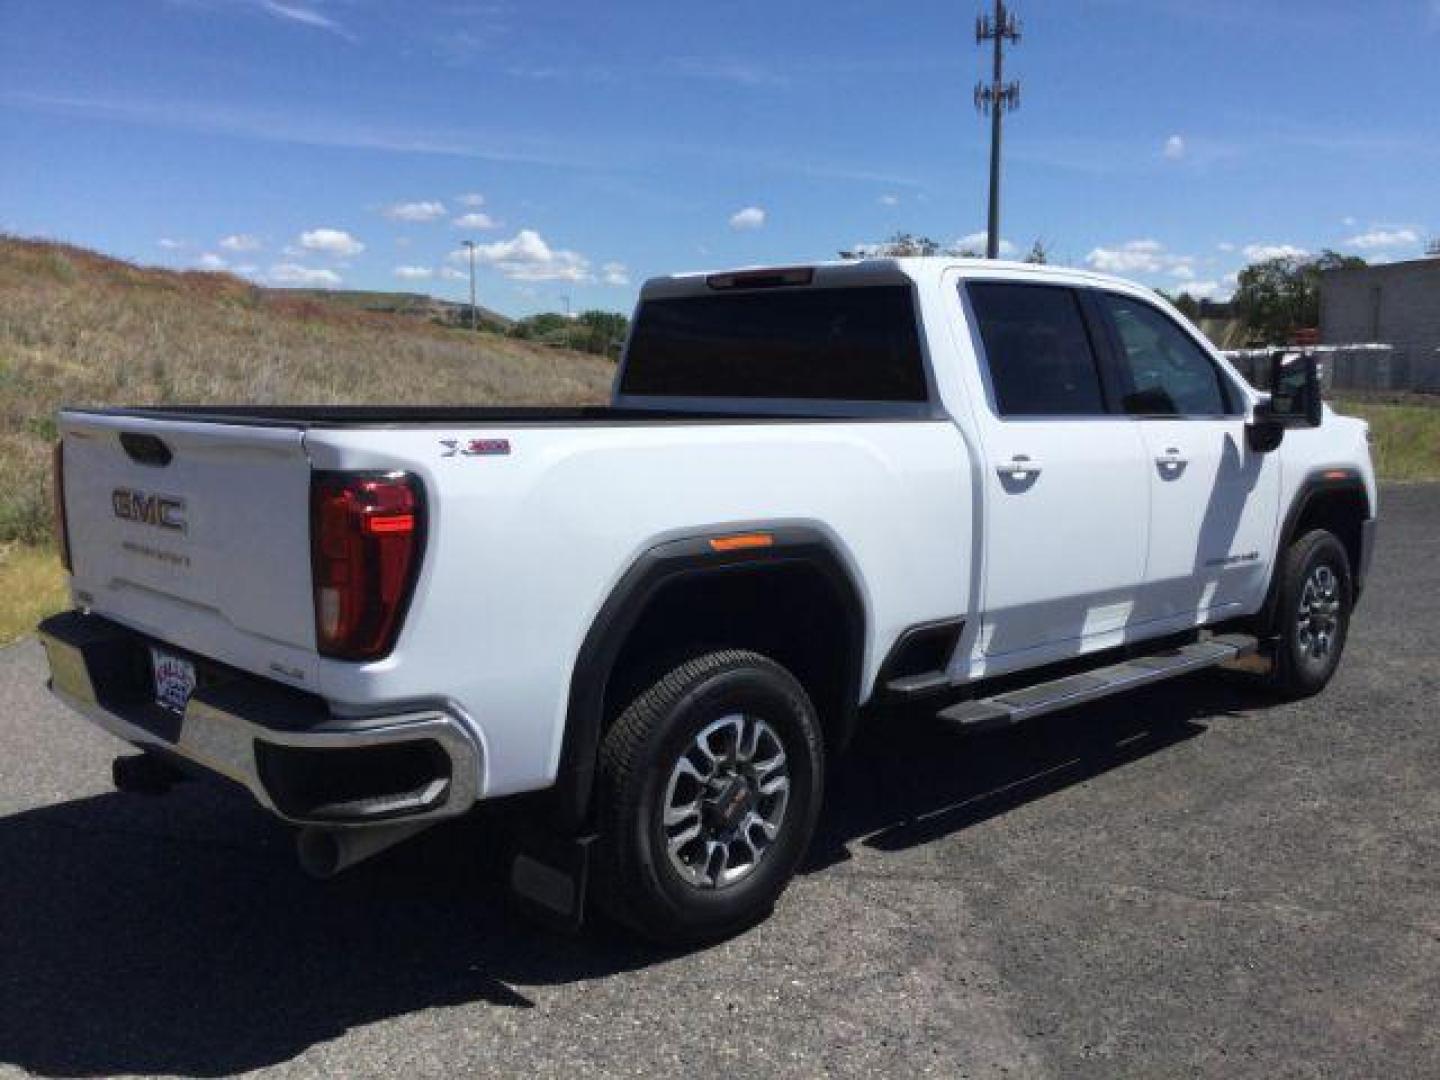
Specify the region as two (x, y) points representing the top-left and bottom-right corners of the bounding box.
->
(1266, 351), (1323, 428)
(1247, 351), (1322, 454)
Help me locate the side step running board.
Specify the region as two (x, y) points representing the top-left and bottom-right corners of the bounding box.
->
(937, 633), (1258, 731)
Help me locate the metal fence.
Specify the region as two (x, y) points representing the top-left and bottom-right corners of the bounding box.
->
(1223, 345), (1440, 394)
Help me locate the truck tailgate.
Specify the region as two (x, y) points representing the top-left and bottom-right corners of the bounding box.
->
(58, 411), (319, 684)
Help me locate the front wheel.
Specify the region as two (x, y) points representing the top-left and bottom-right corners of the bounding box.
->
(1265, 529), (1354, 698)
(594, 650), (824, 944)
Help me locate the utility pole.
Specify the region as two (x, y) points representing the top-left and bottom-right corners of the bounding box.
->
(975, 1), (1021, 260)
(461, 239), (477, 331)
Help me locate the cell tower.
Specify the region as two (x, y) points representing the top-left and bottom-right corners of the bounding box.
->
(975, 1), (1021, 260)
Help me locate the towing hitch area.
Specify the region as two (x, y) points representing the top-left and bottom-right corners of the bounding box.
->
(112, 752), (190, 795)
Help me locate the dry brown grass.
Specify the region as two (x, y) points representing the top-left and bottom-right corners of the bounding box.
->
(0, 235), (614, 545)
(0, 545), (67, 645)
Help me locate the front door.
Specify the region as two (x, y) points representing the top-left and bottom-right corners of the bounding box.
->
(1092, 291), (1279, 622)
(961, 280), (1151, 663)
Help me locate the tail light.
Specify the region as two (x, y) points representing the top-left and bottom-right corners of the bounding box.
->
(52, 440), (72, 571)
(310, 472), (424, 660)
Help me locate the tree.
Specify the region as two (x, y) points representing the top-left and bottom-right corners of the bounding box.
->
(1024, 239), (1050, 265)
(508, 309), (629, 359)
(1157, 288), (1202, 320)
(1232, 249), (1366, 344)
(840, 232), (952, 258)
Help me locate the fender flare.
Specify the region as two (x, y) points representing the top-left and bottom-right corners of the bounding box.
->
(1258, 466), (1373, 632)
(550, 524), (867, 832)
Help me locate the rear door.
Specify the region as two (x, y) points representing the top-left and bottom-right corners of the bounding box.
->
(59, 411), (319, 683)
(1091, 291), (1279, 622)
(960, 281), (1150, 663)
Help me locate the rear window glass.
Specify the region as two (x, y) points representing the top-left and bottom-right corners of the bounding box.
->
(966, 283), (1107, 417)
(620, 285), (929, 402)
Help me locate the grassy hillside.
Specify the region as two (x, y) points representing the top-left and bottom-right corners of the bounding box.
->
(0, 235), (613, 640)
(0, 236), (612, 540)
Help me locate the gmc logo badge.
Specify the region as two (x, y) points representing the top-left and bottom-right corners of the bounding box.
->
(112, 488), (187, 533)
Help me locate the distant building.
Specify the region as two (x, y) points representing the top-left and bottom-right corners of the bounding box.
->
(1320, 256), (1440, 353)
(1319, 257), (1440, 392)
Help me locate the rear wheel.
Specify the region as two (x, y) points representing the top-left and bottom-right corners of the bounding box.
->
(594, 649), (824, 944)
(1264, 529), (1353, 698)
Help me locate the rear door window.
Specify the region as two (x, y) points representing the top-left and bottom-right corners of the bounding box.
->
(620, 285), (928, 403)
(965, 283), (1107, 417)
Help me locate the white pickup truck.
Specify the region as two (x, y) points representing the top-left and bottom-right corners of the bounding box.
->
(40, 258), (1376, 943)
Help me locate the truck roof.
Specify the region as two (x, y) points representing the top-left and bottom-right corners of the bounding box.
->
(639, 256), (1154, 300)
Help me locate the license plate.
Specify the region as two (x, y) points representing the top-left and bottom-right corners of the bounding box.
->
(151, 648), (197, 714)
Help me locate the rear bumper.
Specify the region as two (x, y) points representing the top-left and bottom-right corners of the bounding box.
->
(38, 611), (482, 826)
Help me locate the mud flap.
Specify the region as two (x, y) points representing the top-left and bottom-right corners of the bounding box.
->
(507, 829), (597, 934)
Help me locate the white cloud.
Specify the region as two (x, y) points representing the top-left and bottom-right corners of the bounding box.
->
(219, 233), (262, 252)
(1343, 228), (1420, 250)
(601, 261), (631, 286)
(1162, 135), (1186, 160)
(256, 1), (353, 40)
(1173, 280), (1221, 299)
(955, 231), (1015, 256)
(452, 211), (498, 229)
(668, 57), (789, 88)
(1242, 242), (1308, 261)
(878, 194), (899, 207)
(268, 262), (342, 286)
(456, 229), (591, 282)
(439, 266), (467, 281)
(393, 265), (434, 280)
(299, 227), (364, 257)
(157, 237), (187, 250)
(1170, 264), (1195, 280)
(456, 192), (486, 207)
(196, 252), (228, 270)
(1086, 239), (1192, 275)
(729, 206), (766, 231)
(1342, 216), (1358, 227)
(384, 200), (447, 223)
(1217, 241), (1236, 252)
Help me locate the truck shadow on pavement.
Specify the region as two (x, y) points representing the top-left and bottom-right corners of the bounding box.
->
(0, 674), (1256, 1078)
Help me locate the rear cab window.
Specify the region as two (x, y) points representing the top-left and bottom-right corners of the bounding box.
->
(619, 284), (930, 408)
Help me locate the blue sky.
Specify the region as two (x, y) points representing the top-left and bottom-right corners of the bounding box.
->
(2, 0), (1437, 316)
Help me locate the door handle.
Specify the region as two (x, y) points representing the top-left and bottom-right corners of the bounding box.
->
(1155, 447), (1188, 476)
(996, 455), (1042, 479)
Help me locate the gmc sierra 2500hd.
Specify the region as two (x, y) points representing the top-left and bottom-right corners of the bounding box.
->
(40, 258), (1376, 943)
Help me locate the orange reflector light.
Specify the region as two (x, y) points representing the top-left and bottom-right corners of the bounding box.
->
(362, 514), (415, 535)
(1322, 470), (1350, 481)
(709, 532), (774, 552)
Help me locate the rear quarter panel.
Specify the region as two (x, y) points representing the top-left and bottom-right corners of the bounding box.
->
(303, 419), (972, 798)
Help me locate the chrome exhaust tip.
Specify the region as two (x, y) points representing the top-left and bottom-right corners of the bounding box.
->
(296, 820), (435, 878)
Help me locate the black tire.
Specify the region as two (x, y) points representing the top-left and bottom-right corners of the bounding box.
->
(594, 649), (824, 945)
(1264, 528), (1353, 699)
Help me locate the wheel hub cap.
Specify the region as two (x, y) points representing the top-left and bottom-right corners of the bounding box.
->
(661, 713), (791, 889)
(1296, 563), (1341, 661)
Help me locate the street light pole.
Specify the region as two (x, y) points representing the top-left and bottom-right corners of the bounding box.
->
(461, 239), (477, 331)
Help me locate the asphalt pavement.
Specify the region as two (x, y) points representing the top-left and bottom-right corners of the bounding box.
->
(0, 484), (1436, 1078)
